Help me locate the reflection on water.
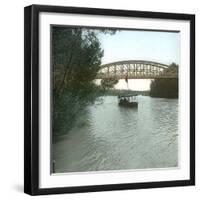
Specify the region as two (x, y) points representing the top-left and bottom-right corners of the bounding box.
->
(53, 96), (178, 173)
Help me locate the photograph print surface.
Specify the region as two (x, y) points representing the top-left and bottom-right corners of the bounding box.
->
(51, 26), (179, 174)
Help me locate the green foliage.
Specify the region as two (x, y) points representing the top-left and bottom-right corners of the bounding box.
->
(100, 78), (119, 89)
(52, 27), (115, 141)
(52, 83), (104, 142)
(52, 27), (104, 94)
(150, 63), (178, 98)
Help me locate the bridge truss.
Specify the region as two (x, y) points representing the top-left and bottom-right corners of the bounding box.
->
(96, 60), (178, 79)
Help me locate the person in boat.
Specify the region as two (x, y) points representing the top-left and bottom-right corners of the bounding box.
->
(118, 95), (138, 107)
(118, 74), (138, 107)
(119, 97), (129, 104)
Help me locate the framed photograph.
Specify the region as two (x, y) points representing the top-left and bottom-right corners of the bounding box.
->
(24, 4), (195, 195)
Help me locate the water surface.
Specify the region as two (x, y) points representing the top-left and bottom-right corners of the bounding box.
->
(53, 96), (178, 173)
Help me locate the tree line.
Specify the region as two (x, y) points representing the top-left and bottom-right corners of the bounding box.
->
(150, 63), (178, 98)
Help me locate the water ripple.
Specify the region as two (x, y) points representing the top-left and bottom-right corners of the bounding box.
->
(54, 96), (178, 173)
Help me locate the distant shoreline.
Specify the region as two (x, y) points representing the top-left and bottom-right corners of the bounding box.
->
(103, 89), (178, 99)
(104, 89), (150, 96)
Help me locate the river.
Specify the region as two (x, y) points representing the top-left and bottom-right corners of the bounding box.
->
(53, 96), (178, 173)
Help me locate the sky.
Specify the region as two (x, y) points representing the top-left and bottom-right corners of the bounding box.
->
(97, 29), (180, 90)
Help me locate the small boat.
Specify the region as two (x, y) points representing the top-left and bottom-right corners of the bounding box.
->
(118, 94), (138, 108)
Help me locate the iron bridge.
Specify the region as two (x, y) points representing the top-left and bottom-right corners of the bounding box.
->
(96, 60), (178, 79)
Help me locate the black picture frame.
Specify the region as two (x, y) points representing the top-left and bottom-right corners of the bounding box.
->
(24, 4), (195, 196)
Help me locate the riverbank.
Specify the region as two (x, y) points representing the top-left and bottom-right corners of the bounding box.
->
(104, 89), (150, 96)
(150, 78), (178, 98)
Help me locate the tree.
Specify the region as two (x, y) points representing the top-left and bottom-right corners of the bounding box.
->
(52, 27), (104, 95)
(52, 27), (115, 140)
(150, 63), (178, 98)
(100, 78), (119, 89)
